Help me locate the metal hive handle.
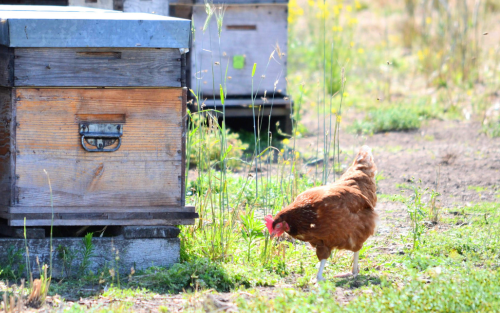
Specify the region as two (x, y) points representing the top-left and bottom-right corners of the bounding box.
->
(79, 123), (123, 152)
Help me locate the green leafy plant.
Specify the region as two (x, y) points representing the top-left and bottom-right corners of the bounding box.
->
(482, 121), (500, 138)
(240, 208), (265, 262)
(350, 106), (422, 135)
(402, 183), (427, 251)
(57, 244), (76, 278)
(0, 246), (26, 281)
(79, 233), (95, 276)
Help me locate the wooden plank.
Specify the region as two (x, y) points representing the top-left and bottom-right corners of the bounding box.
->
(68, 0), (113, 9)
(15, 88), (183, 159)
(13, 48), (181, 87)
(6, 212), (198, 220)
(10, 89), (16, 206)
(14, 88), (184, 207)
(9, 218), (196, 227)
(17, 159), (182, 207)
(181, 87), (187, 207)
(198, 97), (290, 107)
(191, 5), (288, 96)
(123, 0), (169, 15)
(0, 46), (14, 87)
(211, 107), (290, 118)
(9, 206), (195, 214)
(0, 88), (12, 206)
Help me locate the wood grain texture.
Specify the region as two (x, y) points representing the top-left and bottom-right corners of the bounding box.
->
(6, 212), (198, 220)
(0, 47), (14, 87)
(124, 0), (169, 15)
(13, 48), (181, 87)
(9, 205), (195, 214)
(8, 218), (195, 227)
(0, 88), (12, 206)
(211, 107), (289, 118)
(14, 88), (184, 207)
(181, 87), (187, 207)
(191, 5), (288, 96)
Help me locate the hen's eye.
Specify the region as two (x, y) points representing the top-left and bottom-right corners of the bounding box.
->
(276, 224), (282, 229)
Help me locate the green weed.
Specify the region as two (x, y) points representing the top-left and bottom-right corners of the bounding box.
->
(350, 106), (423, 135)
(129, 258), (278, 293)
(0, 246), (25, 281)
(482, 122), (500, 138)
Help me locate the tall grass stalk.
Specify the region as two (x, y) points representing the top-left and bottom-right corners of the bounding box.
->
(42, 169), (53, 279)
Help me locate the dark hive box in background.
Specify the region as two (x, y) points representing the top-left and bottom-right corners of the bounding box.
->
(0, 6), (196, 227)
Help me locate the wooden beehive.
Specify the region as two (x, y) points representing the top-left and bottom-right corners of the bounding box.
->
(169, 0), (292, 132)
(189, 0), (288, 98)
(0, 6), (197, 227)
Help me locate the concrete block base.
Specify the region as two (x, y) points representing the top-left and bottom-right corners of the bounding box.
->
(0, 233), (180, 279)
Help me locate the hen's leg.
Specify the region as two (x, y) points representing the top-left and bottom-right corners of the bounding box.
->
(317, 259), (327, 281)
(352, 251), (360, 276)
(334, 251), (360, 278)
(315, 242), (331, 281)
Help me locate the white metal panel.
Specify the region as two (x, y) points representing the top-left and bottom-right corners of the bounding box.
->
(191, 5), (288, 97)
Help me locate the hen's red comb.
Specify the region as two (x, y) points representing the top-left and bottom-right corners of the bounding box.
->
(265, 215), (274, 233)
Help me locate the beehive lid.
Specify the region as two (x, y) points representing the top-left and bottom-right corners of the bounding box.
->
(0, 5), (190, 48)
(0, 5), (116, 13)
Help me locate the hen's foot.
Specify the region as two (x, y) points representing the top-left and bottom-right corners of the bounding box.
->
(316, 275), (326, 282)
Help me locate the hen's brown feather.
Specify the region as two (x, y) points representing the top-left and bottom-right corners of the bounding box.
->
(272, 146), (378, 260)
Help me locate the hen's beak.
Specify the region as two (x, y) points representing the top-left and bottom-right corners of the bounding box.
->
(270, 230), (277, 239)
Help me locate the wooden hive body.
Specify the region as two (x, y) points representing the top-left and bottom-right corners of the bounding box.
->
(167, 0), (292, 133)
(189, 3), (288, 98)
(0, 6), (195, 226)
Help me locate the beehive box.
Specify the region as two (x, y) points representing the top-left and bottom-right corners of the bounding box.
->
(0, 6), (196, 227)
(189, 0), (288, 97)
(169, 0), (292, 132)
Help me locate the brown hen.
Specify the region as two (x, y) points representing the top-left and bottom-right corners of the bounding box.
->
(265, 146), (378, 281)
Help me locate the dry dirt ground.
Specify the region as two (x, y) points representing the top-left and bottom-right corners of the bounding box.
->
(34, 119), (499, 312)
(299, 118), (500, 206)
